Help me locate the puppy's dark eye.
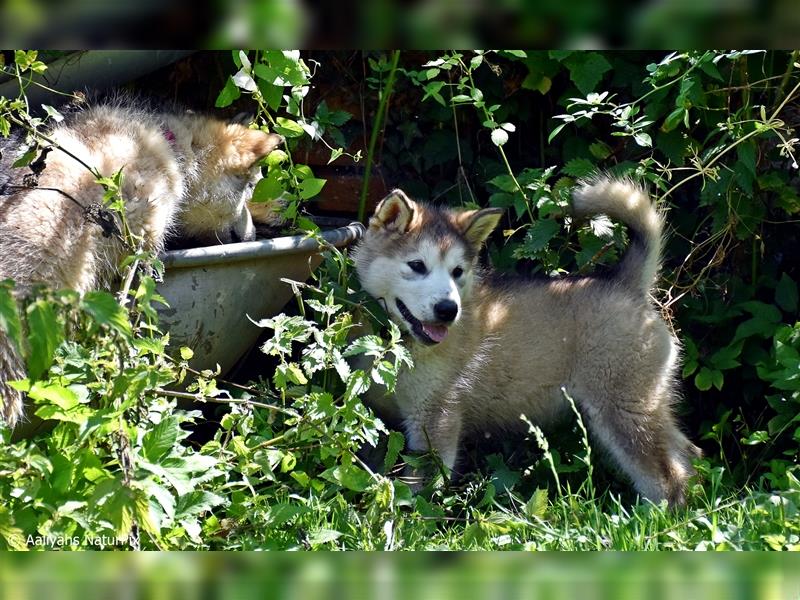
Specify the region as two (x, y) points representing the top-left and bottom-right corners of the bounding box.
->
(452, 266), (464, 278)
(407, 260), (427, 274)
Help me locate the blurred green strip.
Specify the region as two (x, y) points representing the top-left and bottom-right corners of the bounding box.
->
(1, 553), (798, 599)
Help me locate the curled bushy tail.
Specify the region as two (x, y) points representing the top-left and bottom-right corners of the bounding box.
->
(0, 332), (25, 428)
(572, 176), (664, 295)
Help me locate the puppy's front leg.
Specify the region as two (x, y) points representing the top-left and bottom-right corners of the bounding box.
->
(402, 404), (462, 489)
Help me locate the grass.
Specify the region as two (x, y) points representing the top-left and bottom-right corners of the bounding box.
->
(219, 389), (800, 550)
(208, 421), (800, 551)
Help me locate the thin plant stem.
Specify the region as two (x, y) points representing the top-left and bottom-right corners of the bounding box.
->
(358, 50), (400, 223)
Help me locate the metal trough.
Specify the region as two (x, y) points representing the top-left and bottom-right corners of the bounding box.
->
(157, 220), (364, 375)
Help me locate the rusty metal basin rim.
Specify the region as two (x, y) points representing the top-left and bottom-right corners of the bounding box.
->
(161, 222), (365, 268)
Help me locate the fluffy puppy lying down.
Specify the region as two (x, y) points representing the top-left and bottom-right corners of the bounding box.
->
(0, 99), (283, 428)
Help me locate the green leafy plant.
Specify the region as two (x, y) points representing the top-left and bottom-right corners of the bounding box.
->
(216, 50), (361, 229)
(1, 49), (799, 550)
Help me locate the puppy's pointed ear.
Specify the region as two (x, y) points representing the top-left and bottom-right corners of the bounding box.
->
(370, 189), (416, 233)
(230, 126), (284, 168)
(459, 207), (503, 250)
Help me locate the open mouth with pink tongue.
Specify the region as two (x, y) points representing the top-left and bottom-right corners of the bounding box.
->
(396, 298), (449, 345)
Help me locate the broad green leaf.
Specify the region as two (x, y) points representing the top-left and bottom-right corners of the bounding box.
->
(274, 117), (305, 138)
(26, 299), (62, 381)
(739, 301), (782, 324)
(11, 148), (37, 168)
(27, 383), (79, 409)
(733, 317), (775, 342)
(81, 291), (132, 337)
(709, 342), (743, 370)
(0, 283), (22, 353)
(266, 503), (307, 527)
(299, 177), (326, 200)
(662, 107), (686, 132)
(633, 132), (652, 147)
(383, 431), (405, 474)
(251, 172), (283, 202)
(215, 76), (241, 108)
(324, 464), (373, 492)
(737, 141), (757, 180)
(695, 367), (714, 391)
(307, 528), (342, 546)
(524, 488), (549, 519)
(775, 273), (798, 313)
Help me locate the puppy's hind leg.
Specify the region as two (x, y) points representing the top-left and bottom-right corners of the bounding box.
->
(573, 389), (700, 506)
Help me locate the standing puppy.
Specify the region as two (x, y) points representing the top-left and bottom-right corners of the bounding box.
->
(354, 178), (700, 506)
(0, 99), (283, 428)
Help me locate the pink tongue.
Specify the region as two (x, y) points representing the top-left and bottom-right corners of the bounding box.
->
(422, 323), (449, 343)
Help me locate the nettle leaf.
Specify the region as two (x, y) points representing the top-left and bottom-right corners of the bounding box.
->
(81, 291), (132, 337)
(307, 528), (343, 546)
(371, 359), (397, 391)
(26, 299), (63, 381)
(175, 491), (227, 521)
(589, 141), (612, 160)
(344, 335), (384, 357)
(564, 52), (612, 95)
(133, 336), (168, 356)
(516, 219), (560, 257)
(344, 369), (371, 401)
(266, 503), (308, 527)
(562, 158), (596, 178)
(524, 488), (549, 520)
(274, 362), (308, 389)
(143, 417), (181, 462)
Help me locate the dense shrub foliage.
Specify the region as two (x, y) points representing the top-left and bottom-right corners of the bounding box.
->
(0, 50), (798, 550)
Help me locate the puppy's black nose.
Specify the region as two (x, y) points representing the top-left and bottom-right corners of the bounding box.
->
(434, 300), (458, 322)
